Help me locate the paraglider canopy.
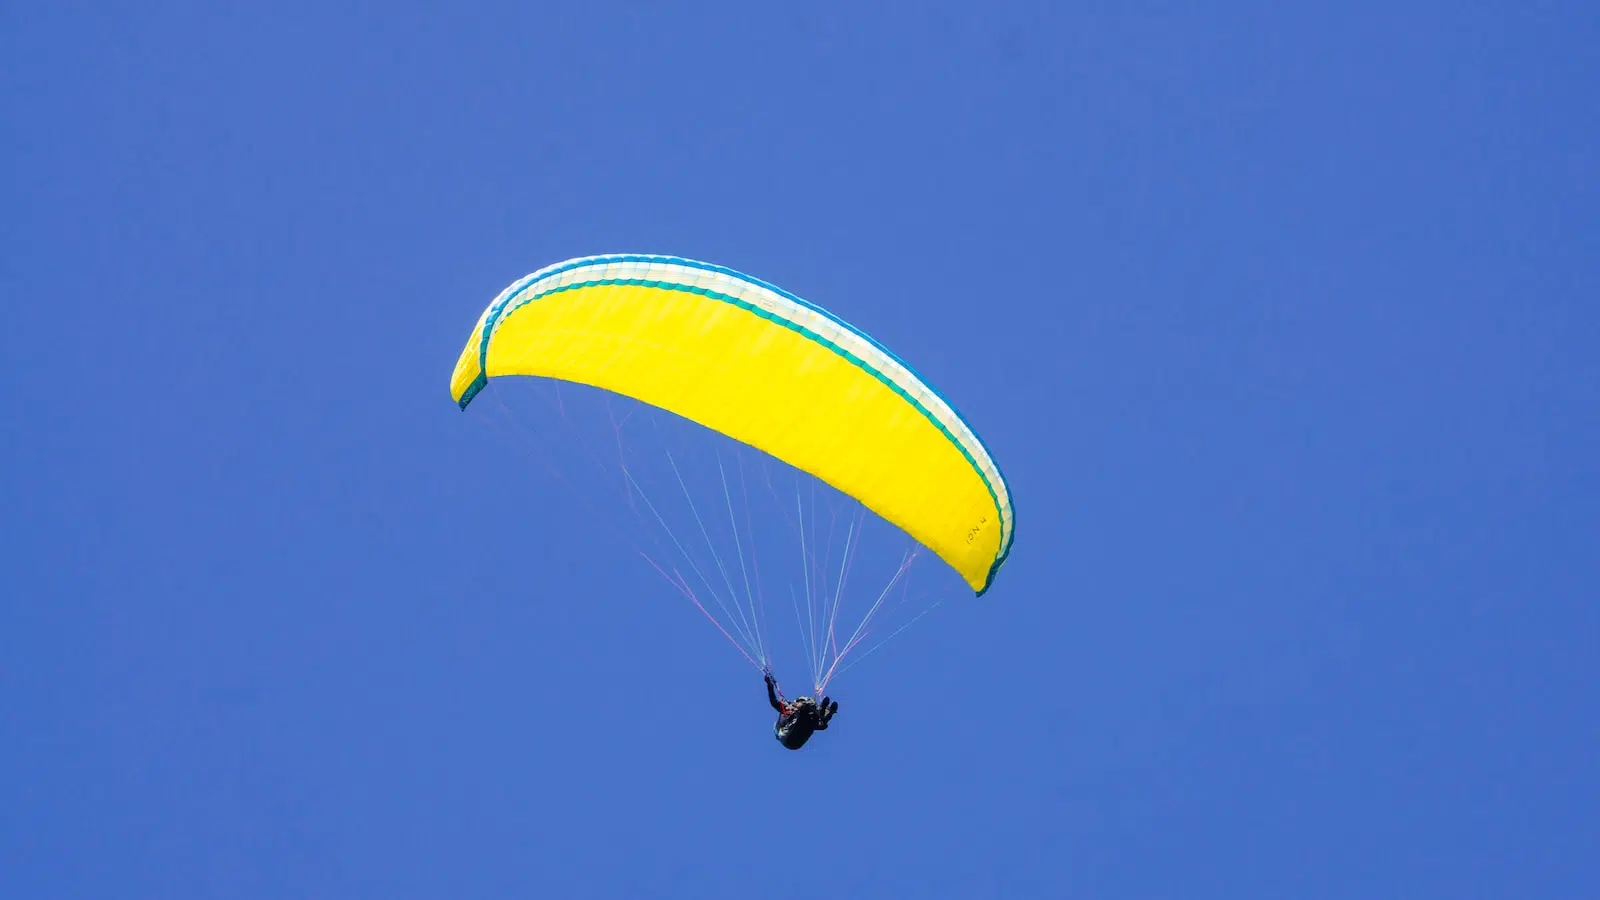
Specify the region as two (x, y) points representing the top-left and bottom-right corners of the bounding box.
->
(450, 254), (1015, 595)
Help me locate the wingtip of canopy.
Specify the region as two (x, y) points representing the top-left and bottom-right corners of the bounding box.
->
(975, 535), (1015, 597)
(456, 372), (487, 410)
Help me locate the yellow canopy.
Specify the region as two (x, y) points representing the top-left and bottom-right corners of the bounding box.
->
(451, 255), (1014, 594)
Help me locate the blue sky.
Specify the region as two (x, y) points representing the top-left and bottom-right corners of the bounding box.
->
(4, 2), (1597, 897)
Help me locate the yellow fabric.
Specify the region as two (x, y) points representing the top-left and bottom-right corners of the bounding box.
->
(453, 275), (1006, 592)
(449, 320), (486, 402)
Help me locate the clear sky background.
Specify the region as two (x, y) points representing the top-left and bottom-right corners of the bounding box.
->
(4, 3), (1597, 898)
